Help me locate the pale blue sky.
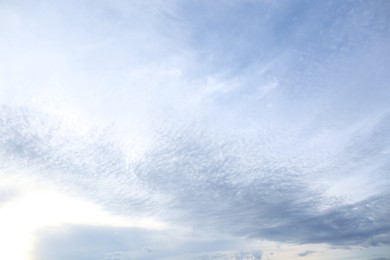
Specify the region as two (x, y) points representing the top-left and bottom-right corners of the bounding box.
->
(0, 0), (389, 259)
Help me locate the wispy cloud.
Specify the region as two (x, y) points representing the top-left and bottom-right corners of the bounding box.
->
(1, 0), (389, 259)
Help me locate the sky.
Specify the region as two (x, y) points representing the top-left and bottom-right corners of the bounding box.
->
(0, 0), (390, 259)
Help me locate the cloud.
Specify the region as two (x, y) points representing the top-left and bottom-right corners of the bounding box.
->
(33, 224), (251, 260)
(0, 189), (17, 204)
(1, 0), (390, 259)
(1, 104), (390, 249)
(34, 225), (164, 260)
(298, 250), (315, 257)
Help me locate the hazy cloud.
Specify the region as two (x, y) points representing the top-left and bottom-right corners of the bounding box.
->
(1, 0), (389, 259)
(298, 250), (315, 257)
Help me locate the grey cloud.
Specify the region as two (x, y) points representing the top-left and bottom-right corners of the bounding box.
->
(298, 250), (315, 257)
(0, 189), (18, 204)
(1, 106), (390, 248)
(33, 224), (246, 260)
(1, 105), (390, 250)
(198, 250), (262, 260)
(234, 250), (262, 260)
(33, 225), (164, 260)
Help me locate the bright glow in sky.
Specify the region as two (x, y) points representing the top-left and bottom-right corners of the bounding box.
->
(0, 0), (390, 259)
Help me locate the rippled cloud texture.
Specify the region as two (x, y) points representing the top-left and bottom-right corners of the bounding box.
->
(1, 0), (390, 259)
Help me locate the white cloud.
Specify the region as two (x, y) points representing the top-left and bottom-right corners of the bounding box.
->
(0, 0), (389, 259)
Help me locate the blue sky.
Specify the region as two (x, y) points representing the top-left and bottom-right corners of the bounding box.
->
(0, 0), (390, 259)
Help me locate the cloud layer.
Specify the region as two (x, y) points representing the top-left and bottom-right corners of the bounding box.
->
(1, 0), (390, 259)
